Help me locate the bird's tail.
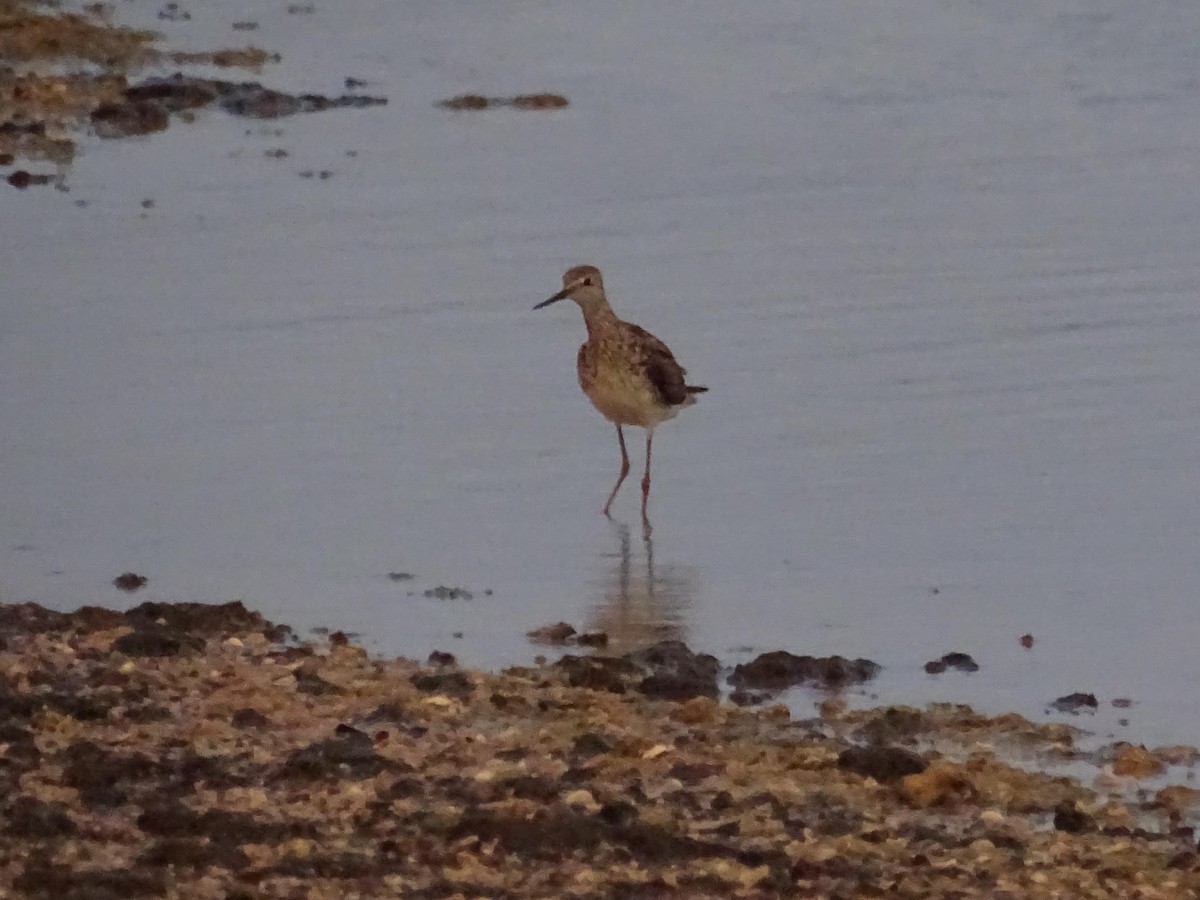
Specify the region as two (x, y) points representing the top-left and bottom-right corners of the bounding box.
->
(686, 385), (708, 394)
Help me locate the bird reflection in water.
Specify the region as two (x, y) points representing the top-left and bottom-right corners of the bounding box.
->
(586, 521), (695, 655)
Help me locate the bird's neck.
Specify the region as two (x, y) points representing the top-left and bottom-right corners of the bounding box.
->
(581, 300), (620, 340)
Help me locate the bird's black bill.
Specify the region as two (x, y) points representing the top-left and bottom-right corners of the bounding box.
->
(533, 287), (571, 310)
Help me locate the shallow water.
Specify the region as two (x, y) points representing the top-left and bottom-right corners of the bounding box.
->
(5, 0), (1200, 750)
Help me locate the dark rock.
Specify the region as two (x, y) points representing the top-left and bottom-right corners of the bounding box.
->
(122, 703), (173, 723)
(448, 805), (738, 867)
(380, 776), (423, 799)
(270, 851), (390, 880)
(669, 761), (725, 785)
(576, 630), (609, 648)
(438, 93), (491, 110)
(837, 745), (928, 783)
(409, 670), (473, 698)
(571, 732), (615, 759)
(729, 689), (769, 706)
(553, 655), (637, 693)
(14, 859), (164, 899)
(1020, 633), (1035, 648)
(510, 93), (570, 109)
(729, 651), (881, 691)
(0, 116), (45, 136)
(362, 700), (409, 723)
(68, 605), (127, 631)
(126, 75), (221, 113)
(113, 625), (204, 657)
(423, 585), (473, 600)
(157, 3), (190, 21)
(710, 790), (734, 812)
(852, 707), (927, 746)
(140, 838), (249, 870)
(92, 100), (170, 138)
(427, 650), (456, 666)
(0, 723), (39, 768)
(295, 667), (341, 696)
(1053, 801), (1094, 834)
(278, 727), (386, 780)
(9, 796), (76, 837)
(112, 571), (149, 592)
(124, 600), (289, 640)
(924, 652), (979, 674)
(437, 93), (568, 111)
(62, 741), (158, 798)
(502, 774), (559, 803)
(527, 621), (576, 644)
(598, 800), (638, 827)
(121, 74), (387, 121)
(1050, 692), (1099, 714)
(231, 707), (270, 728)
(0, 602), (68, 636)
(7, 170), (53, 189)
(630, 640), (720, 700)
(168, 749), (259, 791)
(136, 799), (295, 845)
(0, 687), (39, 721)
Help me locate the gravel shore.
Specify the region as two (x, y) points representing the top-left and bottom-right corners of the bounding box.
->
(1, 600), (1198, 899)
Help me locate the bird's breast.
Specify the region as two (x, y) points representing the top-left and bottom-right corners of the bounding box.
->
(577, 341), (677, 428)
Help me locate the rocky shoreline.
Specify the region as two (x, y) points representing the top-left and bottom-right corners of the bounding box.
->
(1, 599), (1198, 898)
(0, 0), (384, 185)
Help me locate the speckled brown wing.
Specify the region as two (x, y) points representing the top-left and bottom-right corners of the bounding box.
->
(576, 340), (597, 394)
(624, 323), (691, 406)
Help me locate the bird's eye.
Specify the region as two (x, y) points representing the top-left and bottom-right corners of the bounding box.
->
(583, 277), (592, 286)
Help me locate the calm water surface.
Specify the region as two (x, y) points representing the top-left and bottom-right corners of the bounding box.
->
(4, 0), (1200, 748)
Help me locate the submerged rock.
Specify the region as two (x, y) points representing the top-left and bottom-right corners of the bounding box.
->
(527, 621), (576, 645)
(1050, 692), (1099, 714)
(437, 92), (568, 111)
(112, 571), (148, 592)
(924, 652), (979, 674)
(88, 74), (388, 141)
(91, 100), (169, 137)
(729, 651), (880, 691)
(630, 640), (720, 700)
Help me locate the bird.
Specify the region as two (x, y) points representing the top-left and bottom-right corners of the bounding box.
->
(534, 265), (706, 535)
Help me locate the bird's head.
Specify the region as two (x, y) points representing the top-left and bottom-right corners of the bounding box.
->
(534, 265), (606, 312)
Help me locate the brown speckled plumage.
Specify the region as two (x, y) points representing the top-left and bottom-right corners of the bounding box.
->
(534, 265), (706, 534)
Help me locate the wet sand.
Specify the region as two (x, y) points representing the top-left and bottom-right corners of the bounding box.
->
(2, 599), (1198, 899)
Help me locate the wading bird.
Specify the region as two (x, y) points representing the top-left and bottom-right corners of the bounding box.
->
(534, 265), (706, 535)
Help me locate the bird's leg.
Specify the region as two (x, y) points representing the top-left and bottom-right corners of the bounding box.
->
(603, 425), (631, 517)
(640, 430), (653, 537)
